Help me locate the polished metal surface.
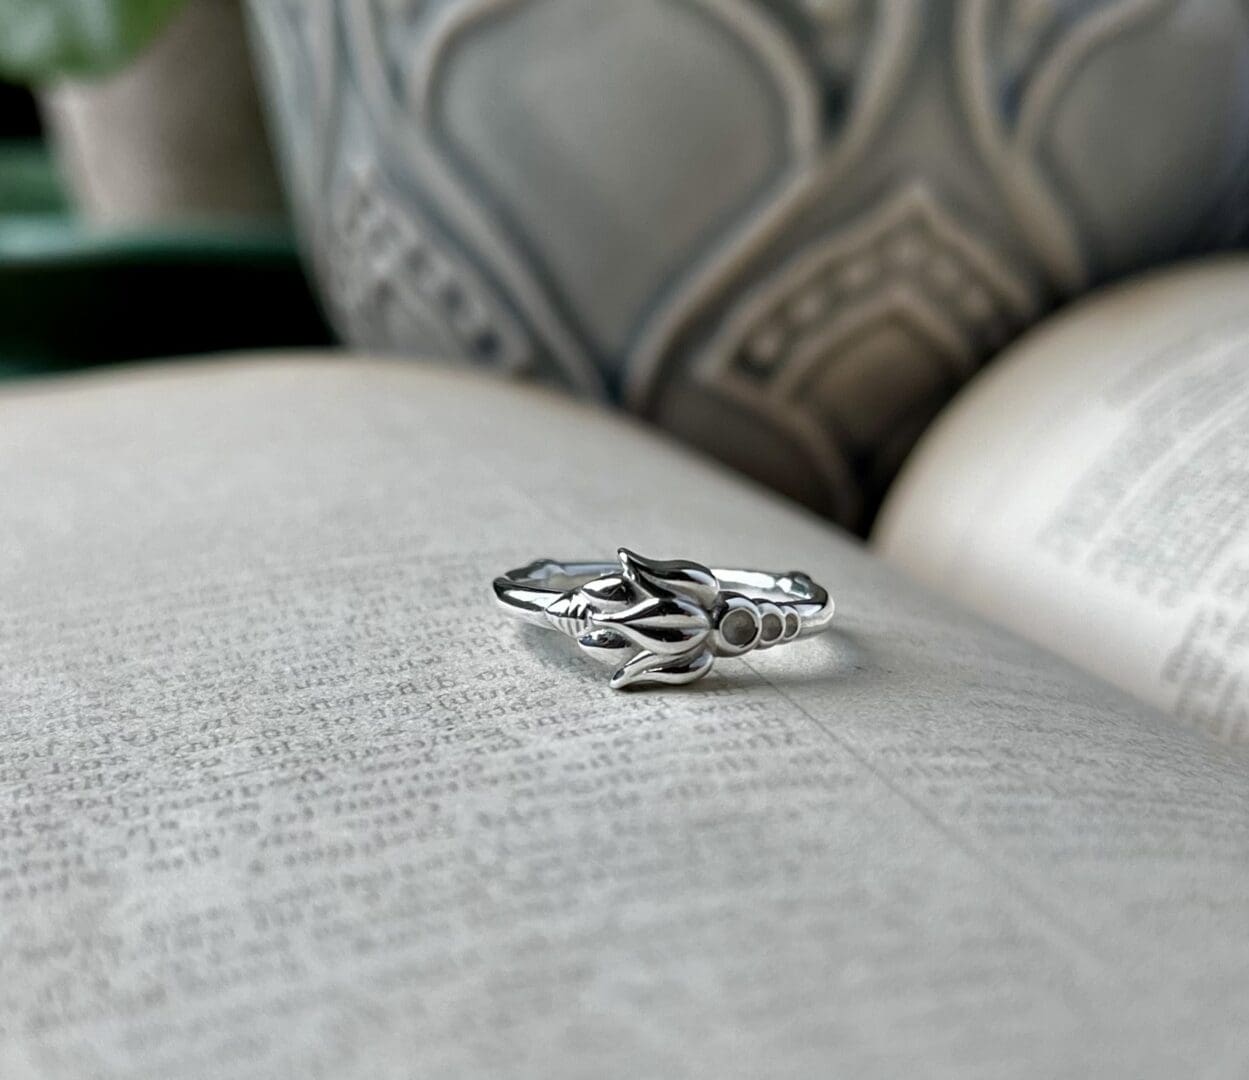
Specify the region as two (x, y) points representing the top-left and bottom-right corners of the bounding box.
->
(494, 548), (834, 689)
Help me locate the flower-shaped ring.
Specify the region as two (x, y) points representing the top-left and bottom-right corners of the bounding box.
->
(493, 549), (835, 689)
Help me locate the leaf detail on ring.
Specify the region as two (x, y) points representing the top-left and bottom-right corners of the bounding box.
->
(592, 595), (711, 655)
(610, 648), (714, 690)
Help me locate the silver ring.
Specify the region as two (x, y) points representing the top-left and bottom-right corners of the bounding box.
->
(493, 548), (835, 689)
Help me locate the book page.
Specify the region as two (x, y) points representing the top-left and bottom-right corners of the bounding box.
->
(876, 258), (1249, 744)
(3, 355), (1249, 1079)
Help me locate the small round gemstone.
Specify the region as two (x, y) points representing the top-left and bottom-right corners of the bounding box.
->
(720, 608), (758, 647)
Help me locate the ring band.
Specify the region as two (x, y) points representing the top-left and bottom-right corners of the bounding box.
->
(493, 548), (835, 689)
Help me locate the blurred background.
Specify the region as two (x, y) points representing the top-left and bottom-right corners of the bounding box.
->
(3, 0), (1248, 532)
(0, 0), (331, 382)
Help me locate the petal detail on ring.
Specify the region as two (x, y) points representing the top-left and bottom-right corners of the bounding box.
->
(575, 628), (633, 666)
(618, 549), (720, 608)
(610, 648), (714, 690)
(593, 595), (711, 655)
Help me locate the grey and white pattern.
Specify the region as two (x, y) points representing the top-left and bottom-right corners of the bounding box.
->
(322, 162), (535, 372)
(247, 0), (1249, 527)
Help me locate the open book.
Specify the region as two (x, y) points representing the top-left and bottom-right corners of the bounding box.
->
(3, 348), (1249, 1077)
(876, 257), (1249, 744)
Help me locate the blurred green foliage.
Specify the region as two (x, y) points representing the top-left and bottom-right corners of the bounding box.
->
(0, 140), (334, 378)
(0, 141), (66, 211)
(0, 0), (187, 82)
